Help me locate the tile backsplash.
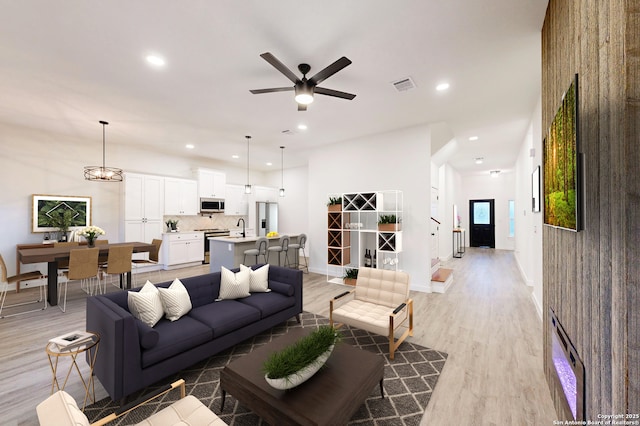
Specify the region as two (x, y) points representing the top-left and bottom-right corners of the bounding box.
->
(163, 214), (246, 232)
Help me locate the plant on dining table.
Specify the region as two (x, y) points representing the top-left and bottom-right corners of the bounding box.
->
(78, 226), (105, 246)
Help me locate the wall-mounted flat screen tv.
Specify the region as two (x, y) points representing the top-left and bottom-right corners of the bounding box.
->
(543, 74), (582, 231)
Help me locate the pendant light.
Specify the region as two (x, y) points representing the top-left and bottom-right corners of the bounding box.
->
(84, 121), (123, 182)
(244, 135), (252, 194)
(279, 146), (285, 197)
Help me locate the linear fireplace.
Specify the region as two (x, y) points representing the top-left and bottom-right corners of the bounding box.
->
(549, 308), (585, 420)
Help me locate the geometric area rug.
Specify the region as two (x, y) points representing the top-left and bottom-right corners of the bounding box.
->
(85, 312), (448, 425)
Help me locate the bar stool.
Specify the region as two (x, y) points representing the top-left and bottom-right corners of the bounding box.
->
(267, 235), (290, 266)
(288, 233), (308, 273)
(243, 237), (268, 265)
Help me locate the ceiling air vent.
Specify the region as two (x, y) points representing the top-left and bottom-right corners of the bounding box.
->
(392, 77), (417, 92)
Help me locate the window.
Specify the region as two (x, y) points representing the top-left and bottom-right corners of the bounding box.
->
(508, 200), (515, 237)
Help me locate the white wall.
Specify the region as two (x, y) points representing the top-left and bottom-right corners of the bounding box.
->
(513, 97), (543, 317)
(460, 172), (516, 250)
(307, 124), (432, 292)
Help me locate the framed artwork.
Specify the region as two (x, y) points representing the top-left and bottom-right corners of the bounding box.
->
(532, 165), (541, 213)
(543, 74), (581, 231)
(32, 194), (92, 233)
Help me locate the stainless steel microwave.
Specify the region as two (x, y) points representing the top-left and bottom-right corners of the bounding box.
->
(200, 198), (225, 213)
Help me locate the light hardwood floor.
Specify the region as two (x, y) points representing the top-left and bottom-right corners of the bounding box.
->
(0, 249), (557, 425)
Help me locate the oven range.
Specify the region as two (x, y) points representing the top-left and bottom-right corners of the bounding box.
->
(195, 228), (230, 264)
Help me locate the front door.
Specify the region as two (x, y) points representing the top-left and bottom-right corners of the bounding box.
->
(469, 199), (495, 248)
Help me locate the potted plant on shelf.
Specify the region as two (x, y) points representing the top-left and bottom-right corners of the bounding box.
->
(378, 214), (401, 232)
(327, 197), (342, 212)
(165, 219), (179, 232)
(46, 209), (74, 242)
(343, 268), (358, 286)
(263, 325), (341, 390)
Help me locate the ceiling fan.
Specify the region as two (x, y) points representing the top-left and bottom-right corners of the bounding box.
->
(250, 52), (356, 111)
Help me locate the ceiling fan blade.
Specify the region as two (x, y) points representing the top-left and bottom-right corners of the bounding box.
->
(314, 87), (356, 100)
(308, 57), (352, 85)
(250, 87), (294, 94)
(297, 103), (307, 112)
(260, 52), (300, 84)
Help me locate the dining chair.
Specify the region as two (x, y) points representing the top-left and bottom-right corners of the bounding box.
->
(132, 239), (163, 286)
(101, 245), (133, 290)
(58, 248), (101, 312)
(0, 253), (47, 318)
(53, 241), (80, 276)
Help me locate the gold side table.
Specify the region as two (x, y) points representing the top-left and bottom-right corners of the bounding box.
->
(46, 332), (100, 410)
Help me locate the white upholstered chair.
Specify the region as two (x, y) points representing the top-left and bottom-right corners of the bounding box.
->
(329, 267), (413, 360)
(36, 379), (227, 426)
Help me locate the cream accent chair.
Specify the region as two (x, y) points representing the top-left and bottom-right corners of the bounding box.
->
(330, 267), (413, 360)
(37, 379), (227, 426)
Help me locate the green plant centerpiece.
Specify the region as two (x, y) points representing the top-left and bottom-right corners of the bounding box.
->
(263, 325), (341, 390)
(378, 214), (401, 231)
(327, 196), (342, 212)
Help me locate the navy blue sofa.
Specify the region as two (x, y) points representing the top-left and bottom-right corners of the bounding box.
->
(86, 265), (303, 402)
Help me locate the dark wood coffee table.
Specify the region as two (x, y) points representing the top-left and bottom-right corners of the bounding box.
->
(220, 327), (385, 425)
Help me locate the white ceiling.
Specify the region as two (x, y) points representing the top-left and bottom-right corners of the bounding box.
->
(0, 1), (548, 174)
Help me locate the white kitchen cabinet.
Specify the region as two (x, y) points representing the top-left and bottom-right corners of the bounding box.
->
(198, 169), (226, 199)
(123, 173), (165, 245)
(164, 177), (198, 215)
(162, 232), (204, 269)
(254, 186), (278, 202)
(224, 184), (248, 216)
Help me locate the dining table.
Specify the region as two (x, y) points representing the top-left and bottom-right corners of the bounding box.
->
(18, 242), (154, 306)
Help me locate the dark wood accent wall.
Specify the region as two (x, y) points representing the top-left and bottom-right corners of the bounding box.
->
(542, 0), (640, 419)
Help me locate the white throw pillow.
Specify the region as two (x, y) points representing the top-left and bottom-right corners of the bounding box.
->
(158, 278), (192, 321)
(240, 264), (271, 293)
(218, 266), (251, 300)
(128, 281), (164, 327)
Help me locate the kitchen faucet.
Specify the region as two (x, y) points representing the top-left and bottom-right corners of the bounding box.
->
(236, 218), (246, 238)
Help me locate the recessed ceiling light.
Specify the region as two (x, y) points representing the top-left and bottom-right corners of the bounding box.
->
(490, 170), (501, 178)
(185, 144), (195, 149)
(469, 136), (479, 141)
(266, 162), (273, 166)
(146, 54), (166, 67)
(475, 157), (484, 164)
(232, 154), (239, 159)
(297, 124), (308, 130)
(436, 82), (450, 91)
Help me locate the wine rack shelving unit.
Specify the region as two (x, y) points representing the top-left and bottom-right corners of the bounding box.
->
(326, 190), (403, 285)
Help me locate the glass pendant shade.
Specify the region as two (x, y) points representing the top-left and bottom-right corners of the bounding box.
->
(244, 135), (252, 193)
(279, 146), (285, 197)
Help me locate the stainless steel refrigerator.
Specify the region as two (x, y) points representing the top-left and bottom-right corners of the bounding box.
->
(256, 202), (278, 236)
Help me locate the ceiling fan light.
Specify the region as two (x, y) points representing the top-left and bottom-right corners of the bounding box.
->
(295, 84), (314, 105)
(295, 92), (314, 105)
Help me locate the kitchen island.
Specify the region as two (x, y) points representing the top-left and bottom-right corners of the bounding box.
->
(209, 234), (299, 272)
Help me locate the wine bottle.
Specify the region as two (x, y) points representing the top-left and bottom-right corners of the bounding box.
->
(372, 250), (377, 268)
(364, 249), (371, 267)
